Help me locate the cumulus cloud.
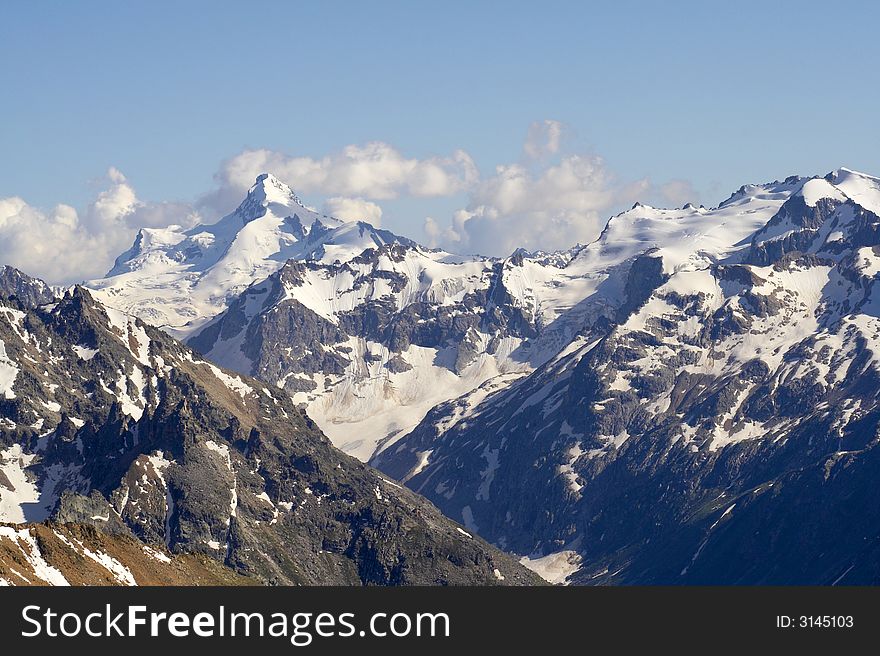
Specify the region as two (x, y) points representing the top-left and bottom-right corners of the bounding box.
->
(658, 179), (699, 207)
(107, 166), (127, 184)
(202, 142), (479, 214)
(425, 154), (646, 256)
(321, 197), (383, 226)
(0, 169), (200, 284)
(524, 119), (565, 160)
(423, 216), (459, 248)
(0, 124), (700, 284)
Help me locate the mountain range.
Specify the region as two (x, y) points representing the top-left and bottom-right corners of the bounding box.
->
(3, 166), (880, 584)
(0, 275), (539, 585)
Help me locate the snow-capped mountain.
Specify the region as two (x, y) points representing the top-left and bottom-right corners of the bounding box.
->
(89, 171), (825, 464)
(89, 173), (413, 334)
(374, 168), (880, 584)
(91, 174), (635, 459)
(184, 174), (807, 461)
(0, 279), (540, 585)
(76, 165), (880, 584)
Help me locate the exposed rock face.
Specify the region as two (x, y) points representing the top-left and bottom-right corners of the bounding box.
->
(375, 169), (880, 584)
(0, 523), (255, 586)
(0, 287), (542, 585)
(187, 240), (619, 460)
(0, 266), (57, 308)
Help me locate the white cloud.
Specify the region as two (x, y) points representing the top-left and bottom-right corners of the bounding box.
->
(107, 166), (127, 184)
(423, 215), (460, 248)
(0, 124), (700, 284)
(202, 142), (479, 214)
(0, 169), (200, 284)
(658, 179), (699, 207)
(427, 154), (645, 256)
(322, 197), (383, 226)
(80, 170), (138, 233)
(524, 119), (564, 160)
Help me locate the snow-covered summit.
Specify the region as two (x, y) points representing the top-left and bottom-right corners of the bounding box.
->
(572, 177), (805, 277)
(796, 177), (846, 207)
(823, 167), (880, 215)
(743, 167), (880, 267)
(233, 172), (312, 224)
(90, 174), (410, 333)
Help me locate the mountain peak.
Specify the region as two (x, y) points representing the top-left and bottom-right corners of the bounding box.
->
(822, 167), (880, 215)
(247, 172), (303, 208)
(230, 173), (308, 225)
(826, 166), (880, 184)
(0, 265), (57, 308)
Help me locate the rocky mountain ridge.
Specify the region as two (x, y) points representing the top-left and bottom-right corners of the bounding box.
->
(374, 168), (880, 584)
(8, 166), (880, 585)
(0, 279), (541, 585)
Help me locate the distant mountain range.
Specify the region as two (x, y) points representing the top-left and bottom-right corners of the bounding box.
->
(4, 167), (880, 584)
(89, 173), (611, 459)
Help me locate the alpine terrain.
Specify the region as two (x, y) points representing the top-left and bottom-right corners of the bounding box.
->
(0, 272), (541, 586)
(376, 168), (880, 584)
(5, 166), (880, 585)
(91, 174), (645, 459)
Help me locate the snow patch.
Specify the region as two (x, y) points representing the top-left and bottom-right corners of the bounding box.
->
(520, 549), (582, 585)
(143, 545), (171, 564)
(0, 339), (19, 399)
(72, 345), (99, 361)
(54, 531), (136, 586)
(0, 526), (69, 586)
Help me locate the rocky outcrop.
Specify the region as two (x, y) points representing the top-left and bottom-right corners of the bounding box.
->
(0, 286), (543, 586)
(0, 523), (255, 586)
(0, 266), (57, 308)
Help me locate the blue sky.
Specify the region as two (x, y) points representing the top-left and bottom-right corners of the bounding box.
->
(1, 0), (879, 280)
